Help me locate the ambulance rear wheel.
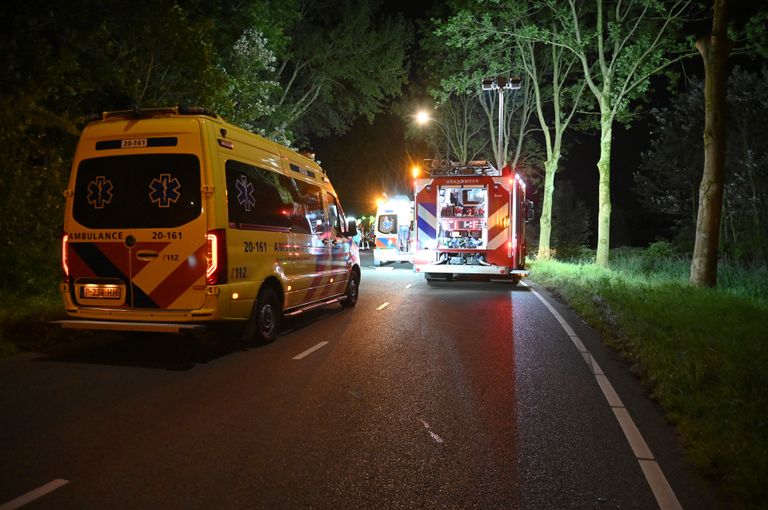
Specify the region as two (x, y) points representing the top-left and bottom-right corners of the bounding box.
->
(244, 287), (281, 344)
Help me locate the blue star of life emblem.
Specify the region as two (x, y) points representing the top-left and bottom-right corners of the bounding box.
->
(149, 173), (182, 208)
(87, 176), (114, 209)
(235, 175), (256, 212)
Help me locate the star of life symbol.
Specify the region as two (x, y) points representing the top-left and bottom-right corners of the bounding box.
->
(149, 173), (181, 208)
(236, 175), (256, 212)
(87, 176), (114, 209)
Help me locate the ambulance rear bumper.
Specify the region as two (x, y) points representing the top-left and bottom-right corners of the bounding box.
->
(54, 319), (207, 334)
(374, 248), (415, 264)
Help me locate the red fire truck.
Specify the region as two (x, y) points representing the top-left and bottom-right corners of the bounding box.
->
(412, 160), (532, 283)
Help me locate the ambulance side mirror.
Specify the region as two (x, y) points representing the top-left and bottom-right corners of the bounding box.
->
(525, 200), (535, 222)
(346, 219), (358, 237)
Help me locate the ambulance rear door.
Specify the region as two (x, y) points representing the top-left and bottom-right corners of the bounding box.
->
(67, 121), (208, 311)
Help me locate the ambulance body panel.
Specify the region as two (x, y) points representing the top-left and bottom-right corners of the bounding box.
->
(60, 107), (360, 340)
(373, 196), (414, 265)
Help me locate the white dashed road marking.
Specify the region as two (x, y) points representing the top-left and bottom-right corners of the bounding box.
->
(520, 281), (682, 510)
(293, 341), (329, 360)
(376, 302), (390, 311)
(0, 479), (69, 510)
(419, 420), (445, 444)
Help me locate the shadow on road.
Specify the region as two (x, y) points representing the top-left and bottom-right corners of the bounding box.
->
(34, 304), (351, 371)
(34, 328), (250, 370)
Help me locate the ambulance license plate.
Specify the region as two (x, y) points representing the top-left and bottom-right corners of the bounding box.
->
(80, 285), (122, 300)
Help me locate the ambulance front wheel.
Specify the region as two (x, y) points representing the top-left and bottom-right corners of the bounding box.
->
(244, 287), (281, 344)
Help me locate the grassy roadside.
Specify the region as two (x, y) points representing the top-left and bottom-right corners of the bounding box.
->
(529, 250), (768, 508)
(0, 291), (69, 358)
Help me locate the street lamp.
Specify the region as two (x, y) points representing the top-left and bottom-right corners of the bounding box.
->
(482, 76), (522, 169)
(414, 107), (451, 169)
(415, 110), (431, 125)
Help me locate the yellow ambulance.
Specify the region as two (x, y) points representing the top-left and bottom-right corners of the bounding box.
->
(59, 106), (360, 343)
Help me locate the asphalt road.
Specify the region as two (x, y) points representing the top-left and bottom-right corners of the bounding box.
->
(0, 251), (720, 509)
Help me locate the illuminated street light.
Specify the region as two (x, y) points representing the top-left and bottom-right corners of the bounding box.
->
(411, 165), (421, 178)
(415, 110), (431, 125)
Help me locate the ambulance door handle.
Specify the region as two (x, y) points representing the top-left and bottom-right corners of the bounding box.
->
(136, 250), (159, 261)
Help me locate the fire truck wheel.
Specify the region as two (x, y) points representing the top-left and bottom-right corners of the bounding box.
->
(243, 287), (281, 344)
(341, 269), (360, 307)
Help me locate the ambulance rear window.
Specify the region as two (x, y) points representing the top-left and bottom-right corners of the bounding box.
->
(378, 214), (397, 234)
(73, 154), (201, 228)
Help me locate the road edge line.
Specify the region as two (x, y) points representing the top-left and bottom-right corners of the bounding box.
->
(520, 281), (682, 510)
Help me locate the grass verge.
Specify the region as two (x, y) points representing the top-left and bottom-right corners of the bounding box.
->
(0, 291), (69, 357)
(529, 254), (768, 508)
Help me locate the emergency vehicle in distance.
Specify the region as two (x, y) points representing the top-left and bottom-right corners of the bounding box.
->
(373, 195), (415, 266)
(59, 106), (360, 343)
(413, 159), (532, 283)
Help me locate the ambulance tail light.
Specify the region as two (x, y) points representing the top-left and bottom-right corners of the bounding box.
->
(206, 229), (227, 285)
(61, 234), (70, 281)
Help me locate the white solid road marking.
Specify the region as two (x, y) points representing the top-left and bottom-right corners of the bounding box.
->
(0, 479), (69, 510)
(376, 302), (390, 311)
(293, 341), (329, 360)
(520, 281), (682, 510)
(640, 459), (685, 510)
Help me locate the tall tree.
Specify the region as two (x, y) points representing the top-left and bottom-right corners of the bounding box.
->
(539, 0), (695, 266)
(635, 68), (768, 267)
(429, 92), (490, 164)
(523, 35), (585, 260)
(690, 0), (732, 286)
(271, 0), (412, 144)
(437, 2), (587, 260)
(425, 8), (535, 170)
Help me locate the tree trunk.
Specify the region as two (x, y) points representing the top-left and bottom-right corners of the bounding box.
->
(537, 157), (559, 259)
(690, 0), (731, 287)
(595, 109), (613, 267)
